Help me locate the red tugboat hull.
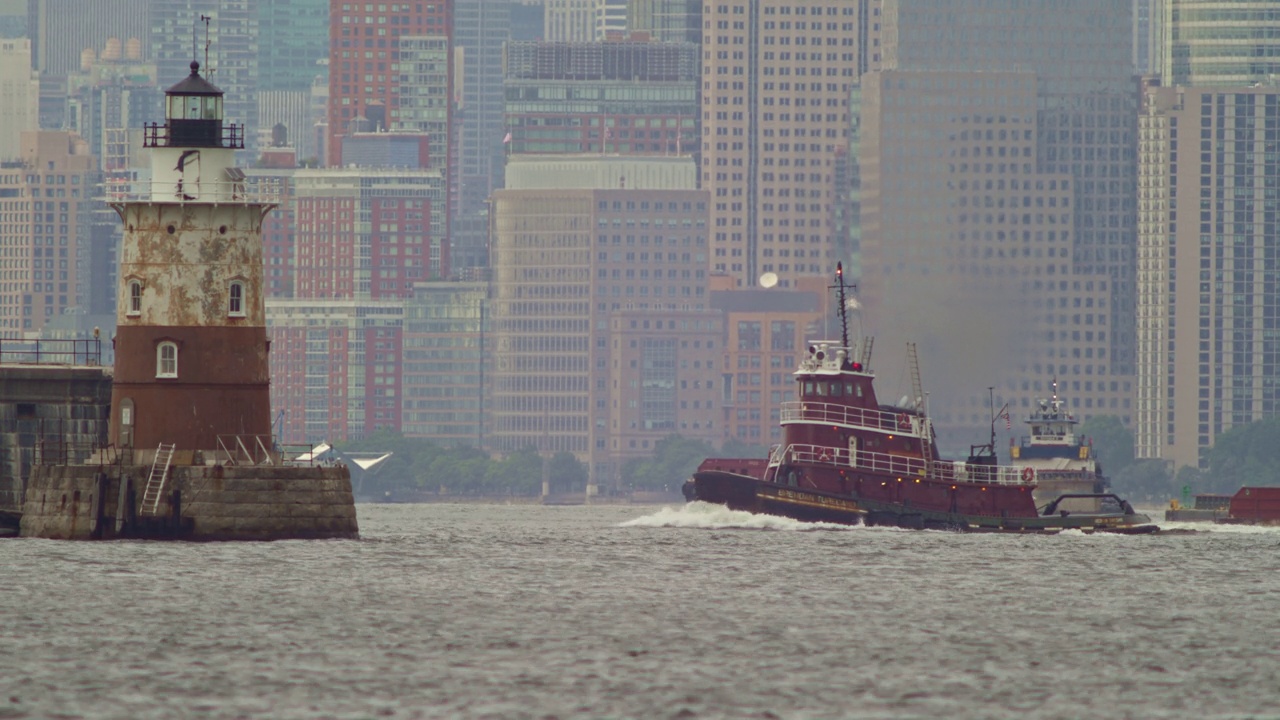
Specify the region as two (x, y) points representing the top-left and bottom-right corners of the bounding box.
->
(693, 470), (867, 525)
(688, 468), (1157, 534)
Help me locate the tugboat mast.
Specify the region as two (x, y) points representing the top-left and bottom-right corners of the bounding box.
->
(831, 262), (853, 351)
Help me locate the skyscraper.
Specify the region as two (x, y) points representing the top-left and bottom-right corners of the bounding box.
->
(1154, 0), (1280, 86)
(0, 132), (96, 337)
(65, 47), (160, 170)
(489, 155), (713, 488)
(597, 0), (626, 39)
(266, 165), (443, 444)
(503, 39), (699, 155)
(26, 0), (149, 76)
(544, 0), (597, 42)
(396, 35), (452, 171)
(1133, 0), (1153, 75)
(257, 0), (328, 93)
(510, 1), (545, 42)
(628, 0), (701, 45)
(452, 0), (511, 273)
(0, 1), (23, 38)
(401, 280), (488, 444)
(700, 1), (863, 290)
(860, 69), (1126, 438)
(1136, 67), (1280, 470)
(857, 0), (1137, 439)
(326, 0), (452, 166)
(1136, 0), (1280, 472)
(0, 38), (37, 161)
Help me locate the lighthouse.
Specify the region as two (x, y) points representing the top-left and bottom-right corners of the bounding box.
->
(16, 59), (359, 541)
(109, 61), (271, 451)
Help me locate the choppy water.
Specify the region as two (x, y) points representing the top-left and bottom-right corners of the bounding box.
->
(2, 502), (1279, 720)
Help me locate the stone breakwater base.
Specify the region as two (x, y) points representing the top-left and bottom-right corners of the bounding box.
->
(20, 464), (359, 541)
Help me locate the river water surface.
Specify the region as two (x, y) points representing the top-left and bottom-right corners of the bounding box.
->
(2, 502), (1278, 720)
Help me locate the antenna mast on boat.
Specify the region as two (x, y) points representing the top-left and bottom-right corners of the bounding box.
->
(988, 386), (997, 452)
(988, 387), (1009, 453)
(831, 262), (852, 350)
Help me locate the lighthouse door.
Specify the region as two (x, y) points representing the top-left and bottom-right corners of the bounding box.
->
(119, 398), (135, 448)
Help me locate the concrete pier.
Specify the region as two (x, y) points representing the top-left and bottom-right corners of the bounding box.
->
(20, 462), (358, 541)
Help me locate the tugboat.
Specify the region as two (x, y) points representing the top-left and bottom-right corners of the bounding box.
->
(1008, 381), (1111, 515)
(685, 265), (1156, 534)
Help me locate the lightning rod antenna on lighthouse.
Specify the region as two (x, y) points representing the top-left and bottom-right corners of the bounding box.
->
(200, 14), (212, 75)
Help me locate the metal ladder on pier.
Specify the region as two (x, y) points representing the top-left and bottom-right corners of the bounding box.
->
(140, 443), (175, 517)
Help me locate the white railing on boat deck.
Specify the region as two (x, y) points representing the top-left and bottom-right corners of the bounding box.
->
(780, 401), (923, 436)
(768, 443), (1036, 486)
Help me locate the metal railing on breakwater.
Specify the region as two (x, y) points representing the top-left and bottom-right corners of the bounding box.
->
(0, 338), (102, 366)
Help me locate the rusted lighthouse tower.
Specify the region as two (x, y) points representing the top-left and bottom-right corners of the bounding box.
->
(109, 61), (270, 450)
(17, 60), (358, 540)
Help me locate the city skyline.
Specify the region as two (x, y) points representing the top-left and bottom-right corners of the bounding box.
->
(1, 0), (1278, 480)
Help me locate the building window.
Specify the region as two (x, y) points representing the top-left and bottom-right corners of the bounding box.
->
(156, 342), (178, 378)
(128, 281), (142, 316)
(228, 280), (245, 317)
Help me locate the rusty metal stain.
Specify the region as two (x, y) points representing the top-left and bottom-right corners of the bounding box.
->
(118, 203), (270, 328)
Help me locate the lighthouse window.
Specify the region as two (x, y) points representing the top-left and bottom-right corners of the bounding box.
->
(228, 281), (245, 317)
(127, 281), (142, 316)
(157, 342), (178, 378)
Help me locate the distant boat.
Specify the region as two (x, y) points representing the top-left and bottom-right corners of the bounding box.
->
(683, 265), (1156, 535)
(1009, 381), (1111, 515)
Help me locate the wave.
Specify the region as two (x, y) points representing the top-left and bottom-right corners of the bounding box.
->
(1156, 520), (1280, 534)
(618, 501), (860, 531)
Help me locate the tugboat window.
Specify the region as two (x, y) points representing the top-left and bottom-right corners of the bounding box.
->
(157, 342), (178, 378)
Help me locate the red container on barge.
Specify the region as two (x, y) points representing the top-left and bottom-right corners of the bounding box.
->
(1223, 487), (1280, 525)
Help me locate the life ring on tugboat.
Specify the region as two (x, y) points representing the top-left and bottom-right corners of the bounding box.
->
(897, 414), (911, 431)
(1021, 467), (1035, 483)
(819, 447), (834, 463)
